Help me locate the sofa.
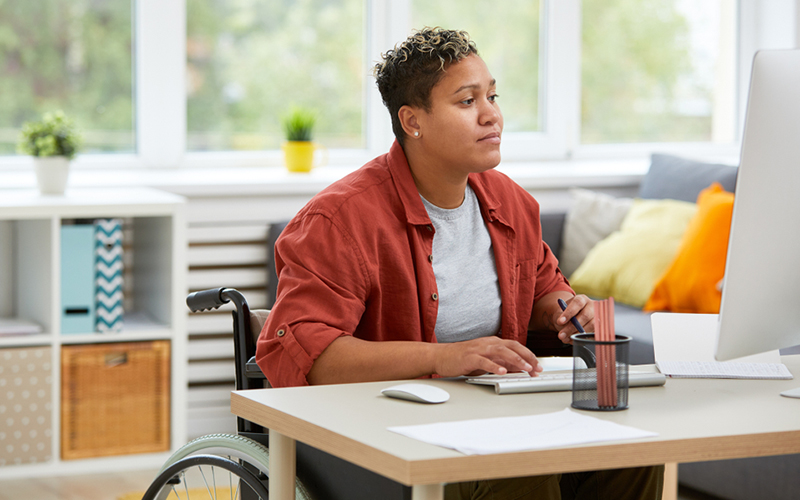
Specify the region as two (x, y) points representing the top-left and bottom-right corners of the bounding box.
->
(539, 153), (800, 500)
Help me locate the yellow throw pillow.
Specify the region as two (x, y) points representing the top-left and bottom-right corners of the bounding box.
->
(644, 183), (734, 313)
(569, 198), (697, 307)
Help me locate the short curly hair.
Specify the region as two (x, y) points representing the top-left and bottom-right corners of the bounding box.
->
(374, 27), (478, 147)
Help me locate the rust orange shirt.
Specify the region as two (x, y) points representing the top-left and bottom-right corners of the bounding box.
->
(256, 141), (572, 387)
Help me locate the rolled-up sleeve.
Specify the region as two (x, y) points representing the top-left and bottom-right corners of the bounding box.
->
(534, 239), (573, 301)
(256, 214), (369, 387)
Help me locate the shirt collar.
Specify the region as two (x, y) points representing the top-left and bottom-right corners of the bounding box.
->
(467, 173), (504, 223)
(386, 139), (507, 226)
(386, 140), (433, 226)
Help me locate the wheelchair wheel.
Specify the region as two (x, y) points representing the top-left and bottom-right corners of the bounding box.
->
(153, 433), (312, 499)
(142, 454), (268, 500)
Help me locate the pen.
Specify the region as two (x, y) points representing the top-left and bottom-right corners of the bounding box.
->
(557, 298), (585, 333)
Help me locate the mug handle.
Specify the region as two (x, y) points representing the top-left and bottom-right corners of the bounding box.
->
(313, 144), (329, 169)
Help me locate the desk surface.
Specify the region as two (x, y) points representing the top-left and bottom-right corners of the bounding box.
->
(231, 356), (800, 487)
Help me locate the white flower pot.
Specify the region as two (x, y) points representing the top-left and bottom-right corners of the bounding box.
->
(33, 156), (71, 195)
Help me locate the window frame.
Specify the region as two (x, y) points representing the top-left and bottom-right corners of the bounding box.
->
(1, 0), (797, 173)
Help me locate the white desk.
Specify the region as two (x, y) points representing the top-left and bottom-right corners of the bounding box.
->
(231, 356), (800, 500)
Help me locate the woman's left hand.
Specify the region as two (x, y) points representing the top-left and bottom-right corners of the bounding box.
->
(555, 294), (594, 344)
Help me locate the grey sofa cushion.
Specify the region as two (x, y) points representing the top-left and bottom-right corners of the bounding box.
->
(540, 212), (566, 262)
(639, 153), (738, 202)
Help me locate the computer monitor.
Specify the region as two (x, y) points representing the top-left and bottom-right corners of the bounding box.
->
(714, 49), (800, 385)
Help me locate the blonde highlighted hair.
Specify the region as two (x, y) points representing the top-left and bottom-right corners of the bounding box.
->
(374, 27), (478, 146)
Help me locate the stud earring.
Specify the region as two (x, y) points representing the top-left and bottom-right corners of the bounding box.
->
(414, 131), (419, 137)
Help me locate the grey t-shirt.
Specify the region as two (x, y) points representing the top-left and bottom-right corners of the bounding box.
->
(420, 185), (502, 343)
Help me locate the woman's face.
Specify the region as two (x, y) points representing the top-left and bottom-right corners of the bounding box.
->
(414, 54), (503, 175)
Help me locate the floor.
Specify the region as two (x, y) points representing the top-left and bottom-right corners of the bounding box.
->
(0, 469), (158, 500)
(0, 469), (725, 500)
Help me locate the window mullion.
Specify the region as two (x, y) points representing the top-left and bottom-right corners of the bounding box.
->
(546, 0), (579, 158)
(501, 0), (577, 162)
(136, 0), (186, 167)
(367, 0), (412, 155)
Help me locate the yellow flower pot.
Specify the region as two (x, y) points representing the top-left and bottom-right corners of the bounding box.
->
(283, 141), (317, 173)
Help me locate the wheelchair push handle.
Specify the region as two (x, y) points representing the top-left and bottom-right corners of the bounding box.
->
(187, 287), (249, 314)
(186, 287), (229, 312)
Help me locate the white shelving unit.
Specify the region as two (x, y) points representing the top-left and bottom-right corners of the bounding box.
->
(0, 187), (186, 478)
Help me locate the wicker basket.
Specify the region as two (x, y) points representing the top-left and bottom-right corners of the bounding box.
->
(61, 340), (170, 459)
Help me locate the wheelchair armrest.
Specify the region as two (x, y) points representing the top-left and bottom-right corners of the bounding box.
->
(245, 356), (267, 380)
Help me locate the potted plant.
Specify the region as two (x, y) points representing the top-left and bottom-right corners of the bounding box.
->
(281, 107), (319, 173)
(17, 110), (82, 195)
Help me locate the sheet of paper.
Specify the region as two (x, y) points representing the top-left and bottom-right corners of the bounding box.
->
(387, 408), (657, 456)
(651, 313), (791, 378)
(0, 318), (42, 336)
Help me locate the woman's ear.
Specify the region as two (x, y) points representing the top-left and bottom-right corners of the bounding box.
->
(398, 105), (422, 139)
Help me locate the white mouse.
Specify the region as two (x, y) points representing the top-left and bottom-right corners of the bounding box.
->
(380, 383), (450, 404)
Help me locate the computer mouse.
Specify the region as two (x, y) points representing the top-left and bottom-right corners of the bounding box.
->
(380, 383), (450, 404)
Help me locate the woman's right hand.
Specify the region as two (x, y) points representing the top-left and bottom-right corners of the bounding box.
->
(433, 337), (543, 378)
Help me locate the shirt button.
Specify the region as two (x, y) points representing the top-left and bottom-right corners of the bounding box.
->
(276, 329), (285, 337)
(426, 225), (433, 232)
(431, 293), (438, 301)
(428, 254), (434, 263)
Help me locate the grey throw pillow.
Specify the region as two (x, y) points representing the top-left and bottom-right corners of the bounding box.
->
(639, 154), (738, 202)
(560, 189), (633, 278)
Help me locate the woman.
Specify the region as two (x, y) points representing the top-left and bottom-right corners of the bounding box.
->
(257, 27), (662, 500)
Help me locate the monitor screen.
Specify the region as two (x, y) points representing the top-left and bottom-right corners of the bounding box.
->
(714, 49), (800, 361)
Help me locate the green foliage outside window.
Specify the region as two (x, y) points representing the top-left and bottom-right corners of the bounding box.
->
(0, 0), (134, 155)
(582, 0), (714, 144)
(186, 0), (365, 151)
(411, 0), (542, 134)
(0, 0), (731, 157)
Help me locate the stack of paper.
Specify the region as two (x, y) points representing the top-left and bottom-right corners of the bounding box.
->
(0, 318), (43, 336)
(651, 313), (793, 379)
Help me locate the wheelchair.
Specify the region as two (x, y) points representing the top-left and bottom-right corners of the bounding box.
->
(142, 287), (414, 500)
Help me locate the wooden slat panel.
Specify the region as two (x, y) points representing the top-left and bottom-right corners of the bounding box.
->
(185, 196), (309, 225)
(188, 312), (235, 334)
(188, 243), (266, 267)
(237, 289), (268, 309)
(187, 360), (235, 383)
(188, 337), (234, 360)
(188, 224), (268, 244)
(188, 385), (234, 406)
(188, 267), (265, 290)
(183, 215), (276, 437)
(186, 407), (238, 440)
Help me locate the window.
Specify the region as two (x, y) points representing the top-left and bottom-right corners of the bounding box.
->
(411, 0), (543, 134)
(186, 0), (366, 151)
(0, 0), (134, 155)
(581, 0), (738, 145)
(0, 0), (792, 168)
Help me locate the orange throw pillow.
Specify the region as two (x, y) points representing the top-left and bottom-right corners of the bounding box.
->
(644, 183), (734, 313)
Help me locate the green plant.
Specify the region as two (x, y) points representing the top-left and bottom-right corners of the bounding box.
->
(17, 110), (82, 159)
(282, 107), (316, 142)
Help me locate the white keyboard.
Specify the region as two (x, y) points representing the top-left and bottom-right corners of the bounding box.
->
(466, 368), (667, 395)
